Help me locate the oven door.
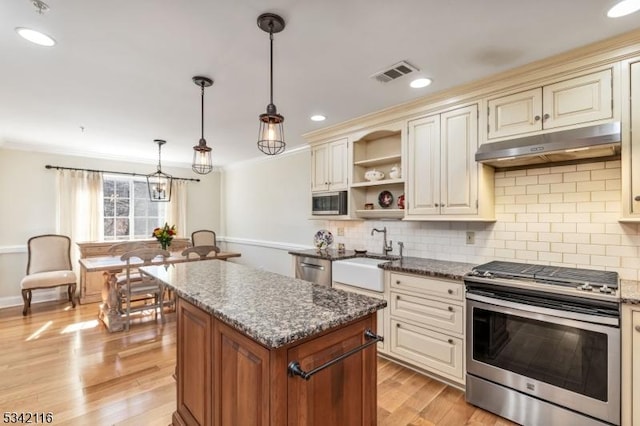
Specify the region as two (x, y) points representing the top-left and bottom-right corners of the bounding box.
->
(466, 292), (620, 425)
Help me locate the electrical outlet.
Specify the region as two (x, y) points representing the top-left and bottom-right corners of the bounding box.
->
(337, 227), (345, 236)
(466, 231), (475, 245)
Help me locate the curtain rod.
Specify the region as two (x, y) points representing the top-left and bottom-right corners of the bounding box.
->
(45, 165), (201, 182)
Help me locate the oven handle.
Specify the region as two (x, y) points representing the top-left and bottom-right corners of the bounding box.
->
(466, 292), (619, 327)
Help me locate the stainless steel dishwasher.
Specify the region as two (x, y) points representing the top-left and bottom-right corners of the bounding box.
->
(294, 256), (332, 287)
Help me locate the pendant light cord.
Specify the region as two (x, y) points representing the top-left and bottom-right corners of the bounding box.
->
(201, 82), (205, 140)
(269, 23), (274, 105)
(157, 141), (162, 172)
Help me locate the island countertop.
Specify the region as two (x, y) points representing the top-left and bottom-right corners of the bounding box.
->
(140, 260), (386, 349)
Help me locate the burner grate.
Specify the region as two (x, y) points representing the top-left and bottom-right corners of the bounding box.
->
(473, 261), (618, 288)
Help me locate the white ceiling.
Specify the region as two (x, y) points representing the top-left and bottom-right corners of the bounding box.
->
(2, 0), (639, 168)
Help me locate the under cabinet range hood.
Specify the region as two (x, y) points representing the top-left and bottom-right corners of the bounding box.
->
(475, 122), (621, 169)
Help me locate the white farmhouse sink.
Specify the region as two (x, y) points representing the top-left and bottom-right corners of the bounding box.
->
(332, 257), (387, 292)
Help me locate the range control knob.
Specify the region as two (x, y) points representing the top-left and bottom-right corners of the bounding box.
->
(482, 271), (493, 278)
(599, 285), (613, 294)
(578, 283), (593, 291)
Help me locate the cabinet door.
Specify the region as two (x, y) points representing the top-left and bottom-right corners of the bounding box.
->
(406, 114), (440, 216)
(487, 88), (542, 139)
(175, 299), (213, 426)
(328, 138), (348, 190)
(216, 322), (270, 426)
(287, 316), (377, 426)
(390, 319), (464, 383)
(311, 144), (328, 192)
(441, 104), (478, 215)
(543, 69), (612, 129)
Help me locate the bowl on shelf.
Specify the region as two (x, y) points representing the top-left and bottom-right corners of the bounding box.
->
(364, 169), (384, 181)
(389, 164), (402, 179)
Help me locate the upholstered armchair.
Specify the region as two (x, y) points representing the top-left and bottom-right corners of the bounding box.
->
(20, 234), (77, 316)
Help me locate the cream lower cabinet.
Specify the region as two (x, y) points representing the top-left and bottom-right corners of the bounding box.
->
(622, 304), (640, 426)
(385, 271), (465, 386)
(406, 103), (494, 220)
(311, 137), (349, 192)
(332, 282), (388, 354)
(486, 67), (614, 140)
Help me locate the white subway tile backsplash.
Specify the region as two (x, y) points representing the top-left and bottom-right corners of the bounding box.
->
(564, 171), (591, 182)
(335, 164), (639, 277)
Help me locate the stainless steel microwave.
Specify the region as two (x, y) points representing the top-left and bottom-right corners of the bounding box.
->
(311, 191), (348, 215)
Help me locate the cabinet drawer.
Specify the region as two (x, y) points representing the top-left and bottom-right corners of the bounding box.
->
(390, 272), (463, 301)
(390, 319), (463, 382)
(390, 292), (463, 334)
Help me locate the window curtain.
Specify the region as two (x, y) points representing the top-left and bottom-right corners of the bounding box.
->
(55, 169), (104, 273)
(167, 179), (188, 241)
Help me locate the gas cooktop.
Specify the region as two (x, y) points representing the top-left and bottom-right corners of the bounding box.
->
(466, 260), (620, 301)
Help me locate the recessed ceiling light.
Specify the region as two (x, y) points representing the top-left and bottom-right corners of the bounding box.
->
(607, 0), (640, 17)
(410, 78), (432, 89)
(310, 115), (326, 122)
(15, 27), (56, 46)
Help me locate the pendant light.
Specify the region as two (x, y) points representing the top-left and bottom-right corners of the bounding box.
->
(257, 13), (286, 155)
(192, 76), (214, 174)
(146, 139), (173, 202)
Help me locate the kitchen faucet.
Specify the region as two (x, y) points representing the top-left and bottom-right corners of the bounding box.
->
(371, 227), (393, 255)
(397, 241), (404, 261)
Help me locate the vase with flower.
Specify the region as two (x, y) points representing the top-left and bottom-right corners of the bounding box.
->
(153, 223), (176, 250)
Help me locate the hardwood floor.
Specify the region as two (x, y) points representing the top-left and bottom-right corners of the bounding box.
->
(0, 301), (515, 425)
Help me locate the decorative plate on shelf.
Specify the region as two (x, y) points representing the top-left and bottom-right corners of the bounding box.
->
(378, 190), (393, 208)
(313, 229), (334, 249)
(397, 194), (405, 209)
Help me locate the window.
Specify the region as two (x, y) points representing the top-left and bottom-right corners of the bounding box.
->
(103, 175), (167, 240)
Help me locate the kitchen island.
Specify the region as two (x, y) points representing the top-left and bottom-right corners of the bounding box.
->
(141, 260), (386, 426)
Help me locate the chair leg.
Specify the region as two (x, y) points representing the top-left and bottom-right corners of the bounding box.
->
(69, 284), (77, 308)
(21, 289), (30, 316)
(159, 285), (165, 324)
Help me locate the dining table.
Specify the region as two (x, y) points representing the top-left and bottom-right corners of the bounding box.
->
(79, 250), (241, 332)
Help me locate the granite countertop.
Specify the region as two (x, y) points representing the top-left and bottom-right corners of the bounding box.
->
(140, 261), (386, 349)
(379, 256), (476, 281)
(288, 248), (360, 261)
(621, 280), (640, 304)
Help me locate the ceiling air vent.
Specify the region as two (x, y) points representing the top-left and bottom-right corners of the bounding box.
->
(371, 61), (419, 83)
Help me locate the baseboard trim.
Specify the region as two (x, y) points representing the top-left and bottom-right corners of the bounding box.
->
(0, 289), (64, 309)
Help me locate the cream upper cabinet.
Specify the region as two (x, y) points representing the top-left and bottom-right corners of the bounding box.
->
(407, 104), (491, 219)
(311, 137), (348, 192)
(487, 68), (613, 140)
(406, 114), (440, 215)
(622, 60), (640, 219)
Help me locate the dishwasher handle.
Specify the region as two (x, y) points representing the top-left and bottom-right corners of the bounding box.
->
(299, 262), (325, 270)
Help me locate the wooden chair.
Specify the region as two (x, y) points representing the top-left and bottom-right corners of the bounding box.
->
(119, 248), (170, 330)
(182, 245), (220, 260)
(191, 230), (217, 247)
(20, 234), (77, 316)
(108, 241), (148, 285)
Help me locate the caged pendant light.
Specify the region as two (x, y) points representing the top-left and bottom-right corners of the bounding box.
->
(147, 139), (173, 202)
(192, 76), (214, 174)
(257, 13), (286, 155)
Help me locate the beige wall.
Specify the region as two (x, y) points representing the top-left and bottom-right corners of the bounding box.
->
(0, 147), (221, 303)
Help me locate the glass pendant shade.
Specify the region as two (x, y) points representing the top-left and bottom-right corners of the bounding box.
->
(146, 139), (173, 202)
(192, 138), (213, 174)
(258, 106), (285, 155)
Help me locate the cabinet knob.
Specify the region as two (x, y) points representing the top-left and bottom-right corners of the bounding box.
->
(435, 203), (439, 207)
(396, 280), (401, 285)
(396, 323), (401, 328)
(447, 289), (454, 295)
(635, 325), (640, 332)
(441, 203), (446, 207)
(543, 113), (550, 121)
(448, 306), (454, 312)
(534, 115), (541, 121)
(396, 295), (400, 300)
(635, 195), (640, 202)
(448, 339), (454, 344)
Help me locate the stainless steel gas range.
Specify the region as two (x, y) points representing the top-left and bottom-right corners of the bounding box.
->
(464, 261), (620, 426)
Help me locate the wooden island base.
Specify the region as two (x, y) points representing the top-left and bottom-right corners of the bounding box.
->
(174, 297), (378, 426)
